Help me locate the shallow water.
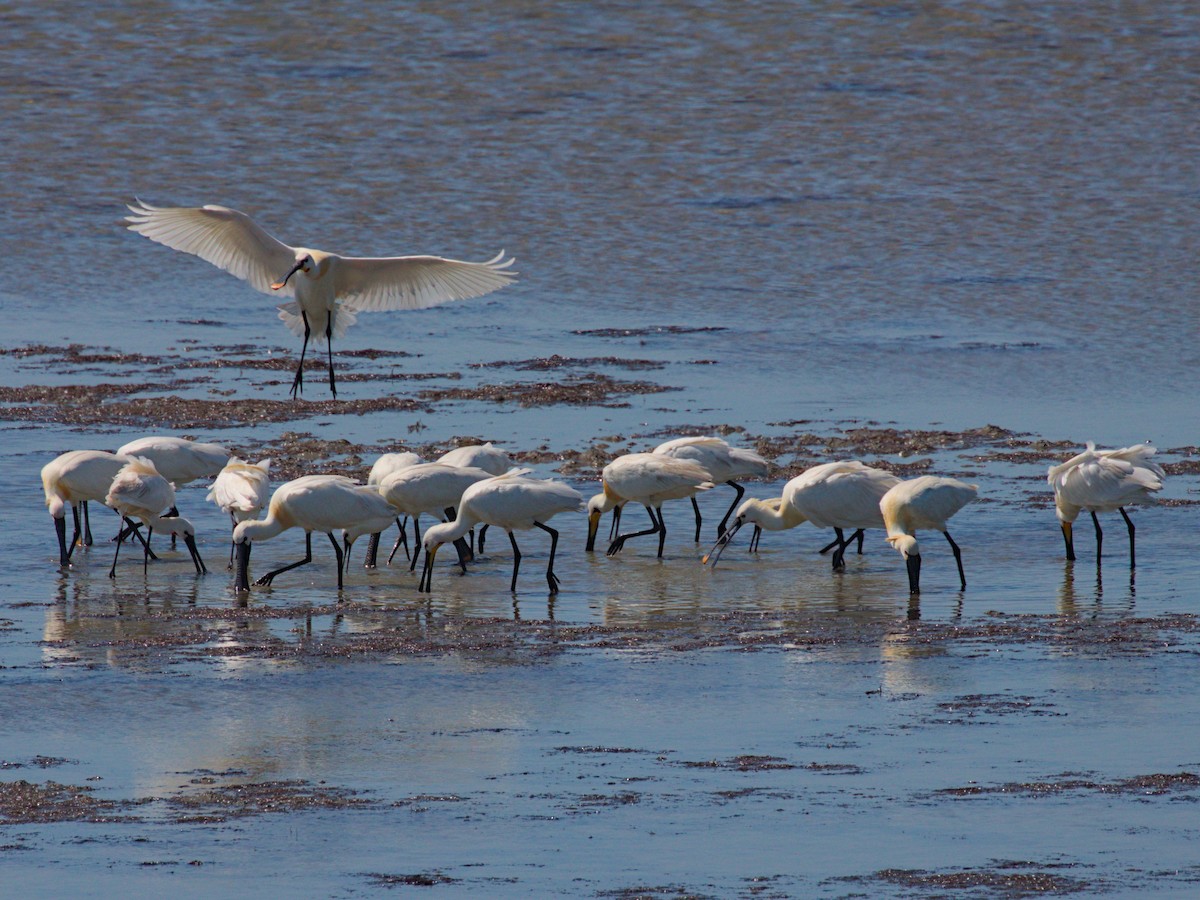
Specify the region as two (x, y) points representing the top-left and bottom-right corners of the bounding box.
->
(3, 1), (1200, 896)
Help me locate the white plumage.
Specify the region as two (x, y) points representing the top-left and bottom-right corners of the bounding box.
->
(376, 463), (496, 569)
(105, 457), (206, 577)
(116, 436), (231, 486)
(586, 453), (714, 557)
(880, 475), (978, 593)
(125, 201), (517, 398)
(653, 436), (769, 539)
(420, 472), (584, 593)
(436, 442), (512, 475)
(233, 475), (397, 591)
(42, 450), (130, 566)
(362, 452), (425, 567)
(207, 457), (272, 567)
(1047, 443), (1163, 565)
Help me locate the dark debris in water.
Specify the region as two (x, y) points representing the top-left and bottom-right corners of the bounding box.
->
(365, 871), (460, 887)
(937, 771), (1200, 799)
(166, 777), (375, 822)
(573, 325), (728, 338)
(0, 780), (144, 824)
(472, 354), (667, 371)
(855, 862), (1095, 896)
(418, 374), (674, 408)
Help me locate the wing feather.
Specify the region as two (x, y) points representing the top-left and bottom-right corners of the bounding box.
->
(125, 200), (299, 298)
(335, 251), (517, 312)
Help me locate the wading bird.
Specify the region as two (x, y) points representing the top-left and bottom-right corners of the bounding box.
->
(374, 463), (493, 569)
(705, 460), (899, 568)
(436, 442), (513, 552)
(117, 436), (230, 547)
(206, 457), (272, 567)
(420, 472), (583, 593)
(653, 436), (769, 540)
(42, 450), (132, 566)
(125, 201), (517, 398)
(105, 457), (206, 578)
(363, 451), (424, 567)
(586, 454), (713, 557)
(880, 475), (977, 593)
(1047, 443), (1164, 567)
(233, 475), (397, 591)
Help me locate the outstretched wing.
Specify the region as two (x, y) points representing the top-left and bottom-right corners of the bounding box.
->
(125, 200), (299, 298)
(334, 251), (517, 312)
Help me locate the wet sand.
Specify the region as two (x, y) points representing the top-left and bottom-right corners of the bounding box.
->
(2, 337), (1199, 896)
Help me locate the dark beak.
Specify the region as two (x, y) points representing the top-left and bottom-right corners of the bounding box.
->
(234, 540), (252, 591)
(703, 518), (744, 567)
(585, 511), (600, 552)
(271, 259), (305, 290)
(418, 545), (439, 593)
(184, 533), (207, 574)
(906, 553), (922, 594)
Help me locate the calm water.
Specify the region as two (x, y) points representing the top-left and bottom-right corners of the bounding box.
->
(2, 2), (1199, 895)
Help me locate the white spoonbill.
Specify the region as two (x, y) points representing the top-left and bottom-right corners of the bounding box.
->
(376, 463), (494, 569)
(705, 461), (899, 568)
(420, 472), (584, 593)
(233, 475), (398, 591)
(586, 453), (714, 557)
(42, 450), (132, 566)
(125, 201), (518, 399)
(880, 475), (978, 593)
(206, 457), (272, 567)
(363, 451), (424, 567)
(653, 436), (769, 540)
(105, 457), (206, 578)
(436, 442), (513, 553)
(117, 436), (231, 486)
(1047, 443), (1164, 566)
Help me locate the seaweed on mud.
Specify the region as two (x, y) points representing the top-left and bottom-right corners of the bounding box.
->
(937, 771), (1200, 798)
(418, 374), (675, 407)
(573, 325), (728, 338)
(472, 354), (667, 371)
(0, 780), (144, 824)
(859, 864), (1094, 896)
(165, 778), (376, 822)
(681, 755), (796, 772)
(365, 871), (461, 887)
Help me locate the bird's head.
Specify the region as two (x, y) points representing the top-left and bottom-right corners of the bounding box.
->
(271, 251), (321, 290)
(887, 534), (919, 559)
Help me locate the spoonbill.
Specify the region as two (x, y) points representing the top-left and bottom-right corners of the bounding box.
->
(42, 450), (132, 566)
(117, 436), (230, 547)
(206, 457), (272, 567)
(653, 436), (769, 540)
(233, 475), (398, 591)
(105, 457), (206, 578)
(436, 441), (513, 552)
(375, 463), (493, 569)
(1047, 443), (1164, 566)
(125, 201), (518, 399)
(363, 451), (424, 567)
(705, 461), (899, 568)
(420, 472), (583, 593)
(586, 454), (714, 557)
(880, 475), (978, 593)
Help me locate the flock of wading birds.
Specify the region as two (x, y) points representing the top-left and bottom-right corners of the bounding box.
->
(40, 434), (1166, 596)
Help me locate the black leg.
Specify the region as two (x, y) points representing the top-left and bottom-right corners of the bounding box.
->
(856, 529), (865, 555)
(108, 512), (125, 578)
(325, 310), (337, 399)
(1119, 507), (1136, 567)
(364, 532), (380, 569)
(831, 527), (848, 570)
(749, 524), (761, 553)
(655, 506), (668, 558)
(690, 496), (702, 543)
(818, 534), (840, 554)
(69, 506), (82, 558)
(608, 506), (621, 540)
(256, 532), (314, 586)
(607, 505), (661, 556)
(507, 529), (522, 591)
(717, 481), (745, 538)
(408, 515), (423, 571)
(82, 500), (93, 546)
(328, 532), (345, 590)
(291, 310), (311, 399)
(534, 521), (561, 593)
(944, 530), (966, 590)
(478, 524), (489, 554)
(123, 517), (159, 560)
(227, 513), (237, 570)
(1090, 510), (1103, 560)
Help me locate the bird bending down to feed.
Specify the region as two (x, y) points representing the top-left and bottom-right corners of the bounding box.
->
(105, 457), (206, 578)
(586, 454), (714, 557)
(435, 442), (513, 553)
(206, 457), (272, 567)
(653, 436), (769, 541)
(879, 476), (977, 593)
(420, 472), (583, 594)
(233, 475), (397, 591)
(117, 435), (230, 547)
(1046, 443), (1164, 567)
(42, 450), (134, 566)
(363, 451), (424, 567)
(374, 462), (493, 570)
(705, 460), (899, 568)
(125, 201), (517, 398)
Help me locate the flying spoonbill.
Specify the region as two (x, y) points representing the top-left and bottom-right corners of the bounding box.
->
(653, 436), (769, 540)
(880, 475), (977, 593)
(363, 451), (424, 567)
(1047, 443), (1164, 566)
(125, 201), (517, 398)
(105, 457), (206, 578)
(233, 475), (397, 591)
(586, 453), (714, 558)
(206, 457), (272, 567)
(705, 460), (899, 568)
(420, 472), (583, 593)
